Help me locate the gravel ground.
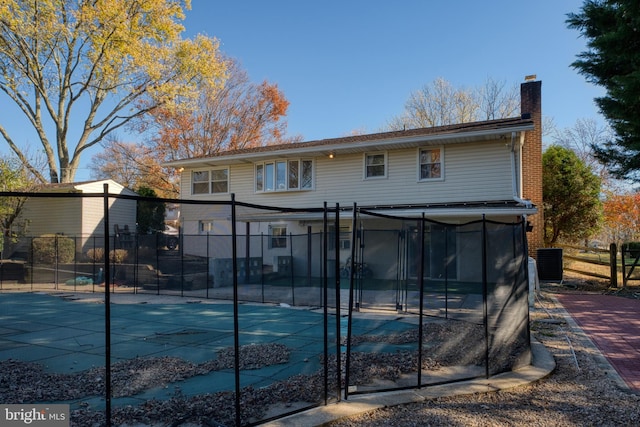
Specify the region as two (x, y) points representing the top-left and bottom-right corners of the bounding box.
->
(328, 280), (640, 427)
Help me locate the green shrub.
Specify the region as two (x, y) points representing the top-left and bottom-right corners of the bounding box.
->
(32, 234), (75, 264)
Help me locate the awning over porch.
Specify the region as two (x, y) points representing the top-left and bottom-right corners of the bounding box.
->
(233, 199), (538, 223)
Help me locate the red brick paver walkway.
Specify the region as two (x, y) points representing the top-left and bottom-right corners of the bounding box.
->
(555, 293), (640, 393)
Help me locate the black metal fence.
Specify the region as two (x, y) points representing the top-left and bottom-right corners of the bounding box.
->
(0, 189), (531, 426)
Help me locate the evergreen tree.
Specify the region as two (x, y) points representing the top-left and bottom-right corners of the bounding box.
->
(135, 187), (165, 235)
(567, 0), (640, 180)
(543, 145), (602, 245)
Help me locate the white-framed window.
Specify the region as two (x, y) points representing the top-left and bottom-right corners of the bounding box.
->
(418, 147), (443, 181)
(329, 225), (351, 250)
(192, 168), (229, 194)
(199, 220), (213, 234)
(255, 159), (313, 192)
(211, 168), (229, 193)
(192, 171), (209, 194)
(269, 224), (288, 248)
(364, 152), (387, 179)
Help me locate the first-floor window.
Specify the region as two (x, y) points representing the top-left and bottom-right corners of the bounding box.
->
(329, 225), (351, 250)
(270, 225), (287, 248)
(199, 220), (213, 234)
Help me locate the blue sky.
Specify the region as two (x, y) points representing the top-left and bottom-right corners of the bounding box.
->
(0, 0), (603, 181)
(183, 0), (603, 141)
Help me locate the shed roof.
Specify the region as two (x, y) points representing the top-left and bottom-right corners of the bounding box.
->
(36, 179), (137, 196)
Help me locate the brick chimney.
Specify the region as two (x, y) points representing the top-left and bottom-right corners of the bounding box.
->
(520, 78), (543, 258)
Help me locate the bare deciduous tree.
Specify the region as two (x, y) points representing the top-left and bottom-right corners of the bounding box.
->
(90, 136), (179, 198)
(386, 77), (519, 130)
(91, 59), (299, 196)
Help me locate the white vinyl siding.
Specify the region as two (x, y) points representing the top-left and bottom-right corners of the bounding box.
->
(23, 198), (83, 237)
(23, 197), (137, 236)
(180, 140), (513, 207)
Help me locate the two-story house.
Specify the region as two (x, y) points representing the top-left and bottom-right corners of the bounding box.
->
(165, 79), (542, 287)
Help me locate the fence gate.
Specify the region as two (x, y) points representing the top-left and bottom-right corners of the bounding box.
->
(622, 243), (640, 287)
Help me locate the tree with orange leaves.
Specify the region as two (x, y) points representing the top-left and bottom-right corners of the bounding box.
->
(601, 191), (640, 246)
(91, 58), (299, 195)
(142, 58), (300, 163)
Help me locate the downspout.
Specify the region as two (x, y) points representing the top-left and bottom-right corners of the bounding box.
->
(510, 131), (532, 209)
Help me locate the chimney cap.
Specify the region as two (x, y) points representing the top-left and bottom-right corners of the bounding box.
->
(524, 74), (537, 82)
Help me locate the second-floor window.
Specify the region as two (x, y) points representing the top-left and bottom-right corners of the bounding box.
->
(418, 148), (443, 180)
(365, 153), (387, 179)
(255, 159), (313, 192)
(192, 168), (229, 194)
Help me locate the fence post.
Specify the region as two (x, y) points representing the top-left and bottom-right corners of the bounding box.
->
(417, 213), (426, 386)
(334, 203), (342, 401)
(622, 244), (628, 288)
(102, 183), (112, 427)
(230, 193), (241, 427)
(482, 215), (489, 379)
(609, 243), (618, 288)
(54, 235), (59, 289)
(322, 202), (328, 405)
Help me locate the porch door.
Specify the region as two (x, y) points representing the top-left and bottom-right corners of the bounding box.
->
(407, 224), (457, 280)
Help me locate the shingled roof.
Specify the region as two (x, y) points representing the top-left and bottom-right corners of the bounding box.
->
(164, 116), (534, 167)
